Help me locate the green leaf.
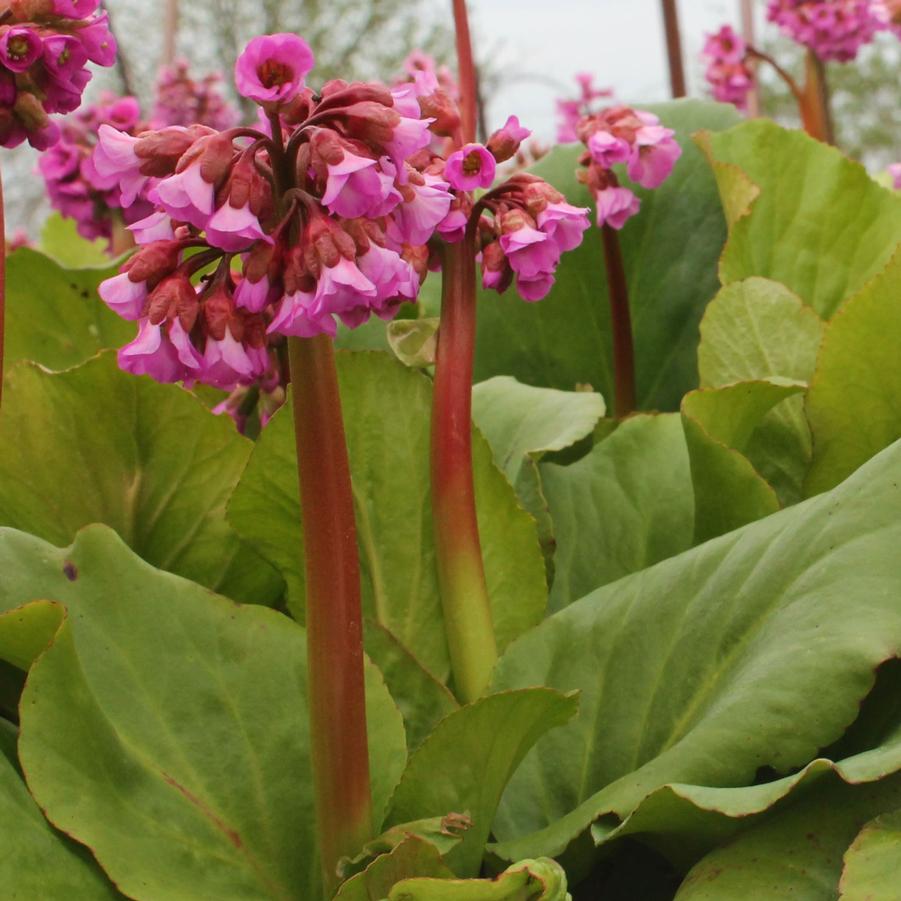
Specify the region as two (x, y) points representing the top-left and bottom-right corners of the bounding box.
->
(540, 414), (694, 612)
(681, 379), (806, 542)
(39, 213), (115, 269)
(387, 318), (440, 367)
(4, 248), (133, 371)
(676, 774), (901, 900)
(805, 248), (901, 496)
(363, 621), (459, 750)
(0, 353), (282, 605)
(839, 808), (901, 900)
(472, 377), (605, 565)
(229, 351), (547, 684)
(387, 858), (571, 901)
(386, 689), (579, 877)
(697, 120), (901, 319)
(0, 714), (121, 898)
(490, 438), (901, 866)
(0, 525), (405, 900)
(336, 836), (455, 901)
(697, 277), (824, 505)
(470, 100), (741, 411)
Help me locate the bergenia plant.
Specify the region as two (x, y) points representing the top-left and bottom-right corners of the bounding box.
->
(703, 0), (899, 142)
(1, 0), (901, 899)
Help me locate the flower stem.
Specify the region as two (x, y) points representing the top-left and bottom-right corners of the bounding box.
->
(659, 0), (687, 98)
(451, 0), (478, 143)
(800, 50), (834, 144)
(601, 225), (635, 419)
(286, 335), (372, 896)
(431, 237), (498, 704)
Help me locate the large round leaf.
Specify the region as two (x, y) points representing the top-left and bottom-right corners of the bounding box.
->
(0, 353), (282, 605)
(0, 525), (405, 900)
(490, 437), (901, 864)
(470, 100), (740, 411)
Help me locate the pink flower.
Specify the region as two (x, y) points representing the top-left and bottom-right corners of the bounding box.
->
(128, 211), (175, 245)
(93, 125), (150, 206)
(517, 272), (555, 302)
(595, 186), (641, 230)
(445, 143), (497, 191)
(437, 206), (468, 243)
(487, 115), (531, 163)
(586, 130), (633, 168)
(321, 151), (401, 219)
(151, 160), (215, 230)
(500, 223), (560, 280)
(0, 27), (42, 72)
(201, 330), (259, 390)
(766, 0), (886, 61)
(313, 257), (378, 319)
(235, 274), (274, 313)
(76, 13), (117, 67)
(627, 116), (682, 189)
(390, 173), (452, 245)
(384, 115), (434, 170)
(889, 162), (901, 190)
(356, 243), (419, 320)
(99, 272), (148, 320)
(205, 202), (270, 252)
(118, 319), (203, 385)
(702, 26), (754, 108)
(42, 34), (89, 82)
(234, 34), (314, 105)
(537, 201), (591, 252)
(703, 25), (747, 65)
(268, 290), (337, 338)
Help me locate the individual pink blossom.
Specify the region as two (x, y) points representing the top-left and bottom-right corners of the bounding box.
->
(128, 210), (175, 244)
(390, 172), (453, 245)
(702, 26), (754, 108)
(320, 149), (401, 219)
(595, 186), (641, 230)
(0, 27), (43, 72)
(537, 201), (593, 252)
(151, 159), (215, 230)
(118, 319), (203, 385)
(766, 0), (887, 61)
(586, 130), (632, 168)
(445, 143), (497, 191)
(98, 271), (148, 320)
(93, 125), (148, 205)
(628, 116), (682, 189)
(234, 33), (314, 104)
(486, 115), (531, 163)
(201, 330), (259, 390)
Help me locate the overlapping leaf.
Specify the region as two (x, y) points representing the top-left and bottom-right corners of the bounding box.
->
(0, 526), (406, 900)
(0, 353), (282, 605)
(489, 438), (901, 867)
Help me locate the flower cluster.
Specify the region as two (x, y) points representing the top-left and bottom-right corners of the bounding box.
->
(0, 0), (116, 149)
(702, 25), (754, 109)
(95, 33), (586, 396)
(38, 92), (153, 243)
(575, 106), (681, 230)
(766, 0), (887, 61)
(151, 58), (239, 131)
(557, 72), (614, 143)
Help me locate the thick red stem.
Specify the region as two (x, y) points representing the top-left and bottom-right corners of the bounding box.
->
(660, 0), (687, 99)
(601, 225), (635, 419)
(431, 238), (497, 703)
(452, 0), (478, 143)
(287, 335), (372, 896)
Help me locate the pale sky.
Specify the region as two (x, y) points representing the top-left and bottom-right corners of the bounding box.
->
(471, 0), (743, 137)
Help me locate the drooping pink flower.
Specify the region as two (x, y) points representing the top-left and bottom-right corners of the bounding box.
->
(98, 271), (148, 320)
(118, 319), (203, 385)
(702, 26), (754, 108)
(128, 210), (175, 244)
(594, 186), (641, 230)
(320, 149), (401, 219)
(234, 33), (314, 105)
(390, 172), (453, 245)
(537, 201), (592, 252)
(151, 159), (215, 230)
(586, 130), (632, 168)
(268, 290), (337, 338)
(627, 113), (682, 189)
(487, 115), (531, 163)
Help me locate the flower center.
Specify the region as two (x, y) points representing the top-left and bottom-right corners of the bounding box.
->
(8, 36), (30, 60)
(257, 59), (294, 89)
(462, 150), (483, 175)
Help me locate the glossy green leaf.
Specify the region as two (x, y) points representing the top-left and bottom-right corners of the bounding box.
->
(806, 248), (901, 496)
(229, 351), (546, 684)
(676, 774), (901, 900)
(0, 525), (405, 901)
(472, 377), (605, 563)
(336, 836), (455, 901)
(697, 120), (901, 319)
(540, 414), (694, 611)
(4, 248), (133, 371)
(839, 808), (901, 900)
(40, 213), (115, 269)
(470, 100), (740, 411)
(386, 689), (579, 877)
(697, 277), (824, 505)
(682, 379), (806, 542)
(388, 858), (571, 901)
(490, 438), (901, 865)
(0, 353), (282, 605)
(0, 714), (121, 898)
